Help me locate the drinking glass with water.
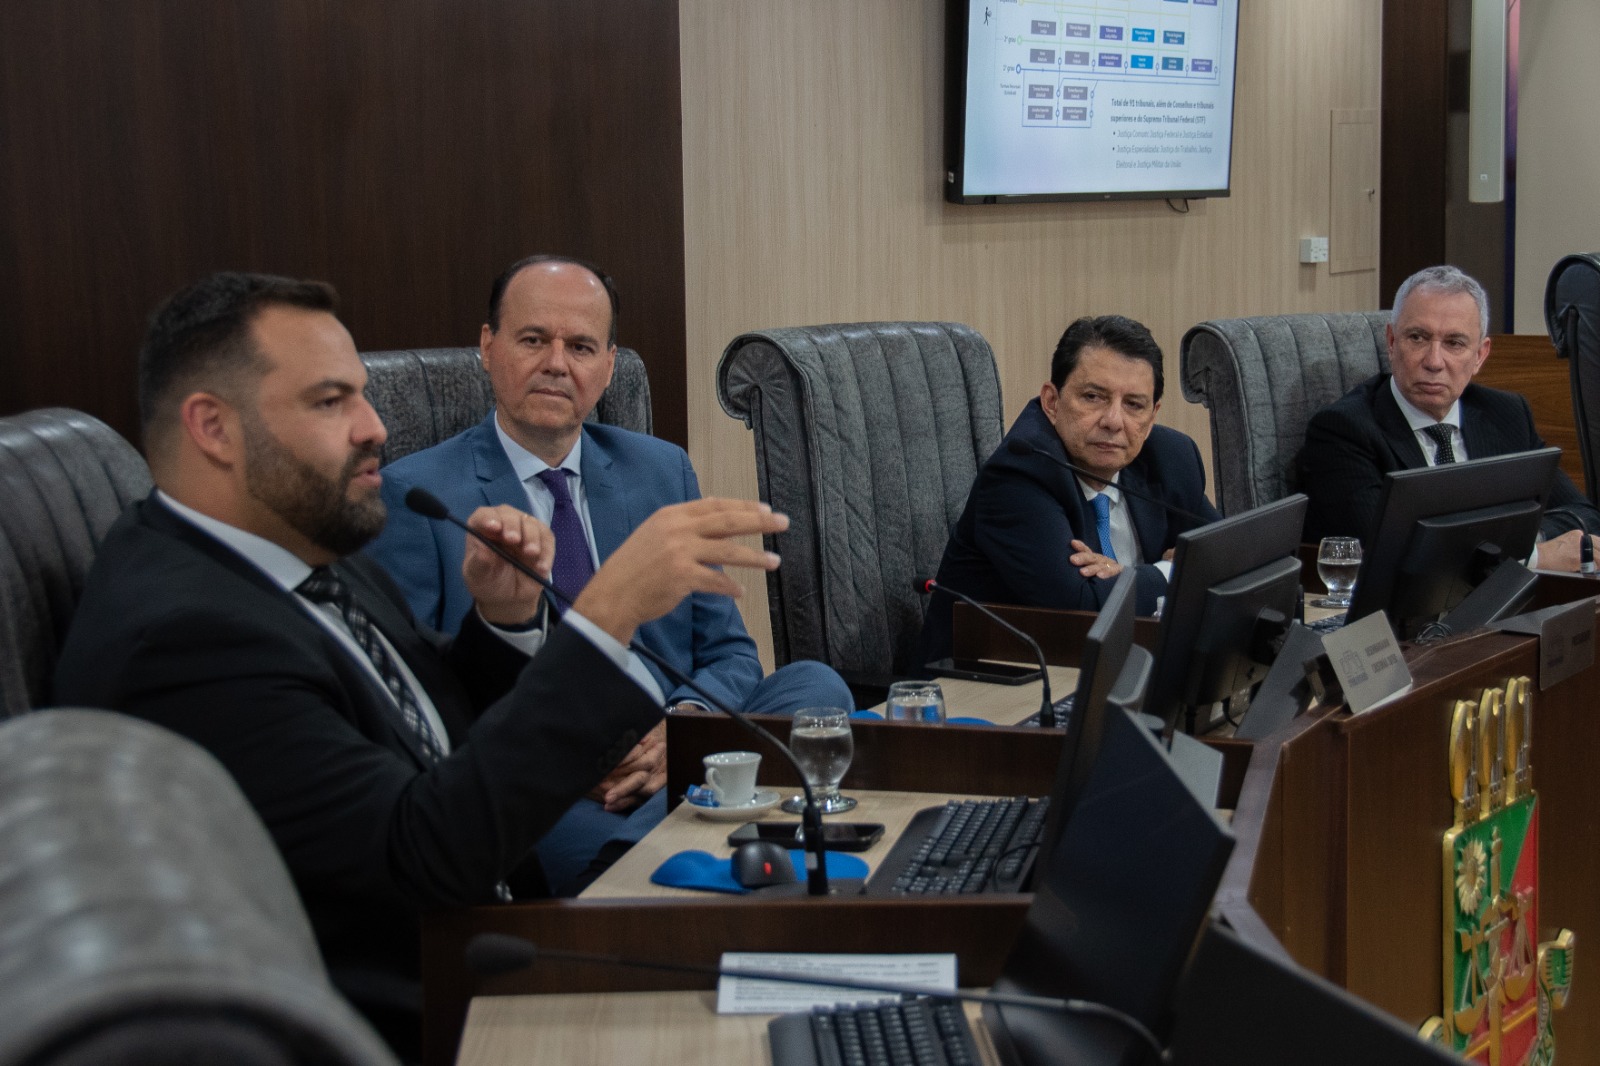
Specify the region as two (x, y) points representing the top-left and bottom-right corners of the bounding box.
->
(1313, 536), (1362, 609)
(886, 680), (947, 724)
(780, 707), (857, 814)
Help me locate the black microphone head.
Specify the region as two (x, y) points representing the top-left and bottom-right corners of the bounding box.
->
(404, 486), (451, 520)
(465, 932), (540, 977)
(1005, 438), (1033, 458)
(912, 576), (937, 595)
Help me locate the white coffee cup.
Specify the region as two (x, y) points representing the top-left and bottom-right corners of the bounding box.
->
(703, 750), (761, 807)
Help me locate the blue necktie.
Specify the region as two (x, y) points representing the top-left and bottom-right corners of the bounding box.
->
(1091, 493), (1117, 563)
(535, 467), (596, 601)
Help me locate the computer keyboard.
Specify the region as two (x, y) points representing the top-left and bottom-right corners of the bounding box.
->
(864, 796), (1049, 895)
(768, 997), (981, 1066)
(1306, 612), (1348, 634)
(1018, 691), (1073, 728)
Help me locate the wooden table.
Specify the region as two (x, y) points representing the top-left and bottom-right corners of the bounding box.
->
(582, 788), (1008, 899)
(456, 990), (1002, 1066)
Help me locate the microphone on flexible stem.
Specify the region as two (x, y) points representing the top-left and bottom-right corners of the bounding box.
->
(402, 486), (833, 897)
(913, 577), (1056, 728)
(465, 932), (1169, 1063)
(1003, 438), (1212, 526)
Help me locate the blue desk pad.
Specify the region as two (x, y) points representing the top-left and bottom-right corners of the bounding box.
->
(651, 848), (869, 894)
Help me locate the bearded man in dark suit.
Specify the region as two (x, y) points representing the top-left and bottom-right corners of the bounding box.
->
(1300, 264), (1600, 569)
(52, 272), (786, 1058)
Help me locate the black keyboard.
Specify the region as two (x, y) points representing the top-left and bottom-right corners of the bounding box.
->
(1306, 612), (1348, 633)
(1018, 691), (1073, 728)
(863, 796), (1049, 895)
(769, 997), (981, 1066)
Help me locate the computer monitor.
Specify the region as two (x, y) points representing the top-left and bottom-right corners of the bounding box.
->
(1345, 449), (1560, 639)
(1031, 570), (1152, 878)
(1169, 922), (1461, 1065)
(1143, 494), (1309, 735)
(983, 704), (1235, 1066)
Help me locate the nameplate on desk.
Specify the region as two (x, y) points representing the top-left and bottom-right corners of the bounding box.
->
(1493, 597), (1597, 690)
(1321, 611), (1412, 715)
(716, 952), (957, 1015)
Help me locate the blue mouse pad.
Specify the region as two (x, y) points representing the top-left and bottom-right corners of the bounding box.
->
(651, 848), (868, 894)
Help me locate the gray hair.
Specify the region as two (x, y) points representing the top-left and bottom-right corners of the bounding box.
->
(1391, 265), (1490, 337)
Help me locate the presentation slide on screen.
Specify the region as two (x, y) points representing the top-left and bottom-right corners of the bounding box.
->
(960, 0), (1239, 198)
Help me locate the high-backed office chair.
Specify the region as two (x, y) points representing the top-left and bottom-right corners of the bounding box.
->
(717, 322), (1004, 689)
(1179, 312), (1390, 515)
(361, 346), (654, 465)
(1545, 252), (1600, 502)
(0, 708), (396, 1066)
(0, 409), (152, 718)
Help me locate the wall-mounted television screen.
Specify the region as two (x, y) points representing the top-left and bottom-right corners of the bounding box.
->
(945, 0), (1241, 204)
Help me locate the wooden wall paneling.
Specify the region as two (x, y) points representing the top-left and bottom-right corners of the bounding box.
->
(0, 0), (686, 447)
(681, 0), (1383, 668)
(1380, 0), (1449, 301)
(1329, 109), (1379, 275)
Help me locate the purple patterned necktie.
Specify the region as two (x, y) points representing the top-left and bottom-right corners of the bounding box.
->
(535, 467), (596, 602)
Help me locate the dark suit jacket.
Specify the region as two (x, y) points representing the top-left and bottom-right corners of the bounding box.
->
(1300, 375), (1600, 545)
(369, 413), (764, 710)
(52, 495), (661, 1048)
(920, 398), (1220, 664)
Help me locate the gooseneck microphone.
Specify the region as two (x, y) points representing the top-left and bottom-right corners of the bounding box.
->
(1004, 438), (1212, 526)
(465, 932), (1169, 1062)
(403, 487), (833, 896)
(913, 577), (1057, 728)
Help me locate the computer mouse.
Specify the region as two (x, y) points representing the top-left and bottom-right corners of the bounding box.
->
(732, 840), (800, 888)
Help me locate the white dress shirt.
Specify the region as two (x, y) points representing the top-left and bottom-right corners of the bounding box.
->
(1389, 376), (1468, 465)
(1076, 475), (1173, 581)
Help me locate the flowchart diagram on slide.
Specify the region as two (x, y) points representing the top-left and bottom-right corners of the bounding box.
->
(977, 0), (1227, 128)
(960, 0), (1237, 194)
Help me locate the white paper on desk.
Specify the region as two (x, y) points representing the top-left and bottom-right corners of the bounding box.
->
(715, 952), (957, 1015)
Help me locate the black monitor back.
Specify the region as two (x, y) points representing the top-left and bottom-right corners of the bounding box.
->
(1346, 449), (1558, 638)
(1144, 494), (1308, 735)
(1168, 922), (1460, 1065)
(984, 705), (1234, 1066)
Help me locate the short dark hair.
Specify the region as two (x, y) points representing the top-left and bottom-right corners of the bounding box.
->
(485, 254), (620, 345)
(1048, 314), (1165, 402)
(138, 272), (338, 452)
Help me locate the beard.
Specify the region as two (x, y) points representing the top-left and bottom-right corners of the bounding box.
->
(241, 417), (387, 557)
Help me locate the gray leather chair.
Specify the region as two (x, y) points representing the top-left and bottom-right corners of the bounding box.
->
(361, 346), (654, 465)
(0, 708), (396, 1066)
(0, 409), (152, 717)
(1179, 312), (1390, 515)
(1546, 252), (1600, 502)
(717, 322), (1004, 687)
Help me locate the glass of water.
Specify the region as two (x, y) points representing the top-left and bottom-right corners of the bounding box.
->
(1313, 536), (1362, 608)
(781, 707), (857, 814)
(886, 680), (946, 724)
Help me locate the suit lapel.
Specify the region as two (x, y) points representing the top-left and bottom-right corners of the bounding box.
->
(1373, 378), (1429, 468)
(1457, 387), (1498, 457)
(580, 428), (629, 563)
(471, 412), (529, 509)
(1120, 464), (1165, 564)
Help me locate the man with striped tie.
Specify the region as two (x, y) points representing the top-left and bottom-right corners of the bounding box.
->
(53, 271), (788, 1057)
(1300, 264), (1600, 568)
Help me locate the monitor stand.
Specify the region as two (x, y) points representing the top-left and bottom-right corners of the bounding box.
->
(1437, 557), (1539, 635)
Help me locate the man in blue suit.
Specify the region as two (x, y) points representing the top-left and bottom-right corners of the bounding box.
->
(368, 255), (850, 890)
(920, 314), (1220, 664)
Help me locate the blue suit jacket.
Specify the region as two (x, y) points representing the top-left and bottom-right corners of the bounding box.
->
(920, 398), (1220, 664)
(368, 413), (764, 710)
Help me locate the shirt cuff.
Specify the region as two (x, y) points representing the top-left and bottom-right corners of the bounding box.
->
(482, 607), (666, 704)
(1153, 559), (1173, 582)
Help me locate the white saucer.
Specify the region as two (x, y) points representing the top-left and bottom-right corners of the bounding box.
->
(690, 789), (782, 821)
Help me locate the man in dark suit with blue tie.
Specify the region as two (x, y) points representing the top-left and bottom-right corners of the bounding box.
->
(368, 256), (851, 888)
(1300, 265), (1600, 570)
(920, 314), (1220, 664)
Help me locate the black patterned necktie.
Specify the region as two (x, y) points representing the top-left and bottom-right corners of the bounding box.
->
(298, 567), (444, 764)
(1423, 423), (1457, 465)
(535, 467), (596, 601)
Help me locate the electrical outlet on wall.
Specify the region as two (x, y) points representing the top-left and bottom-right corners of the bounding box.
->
(1298, 237), (1330, 264)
